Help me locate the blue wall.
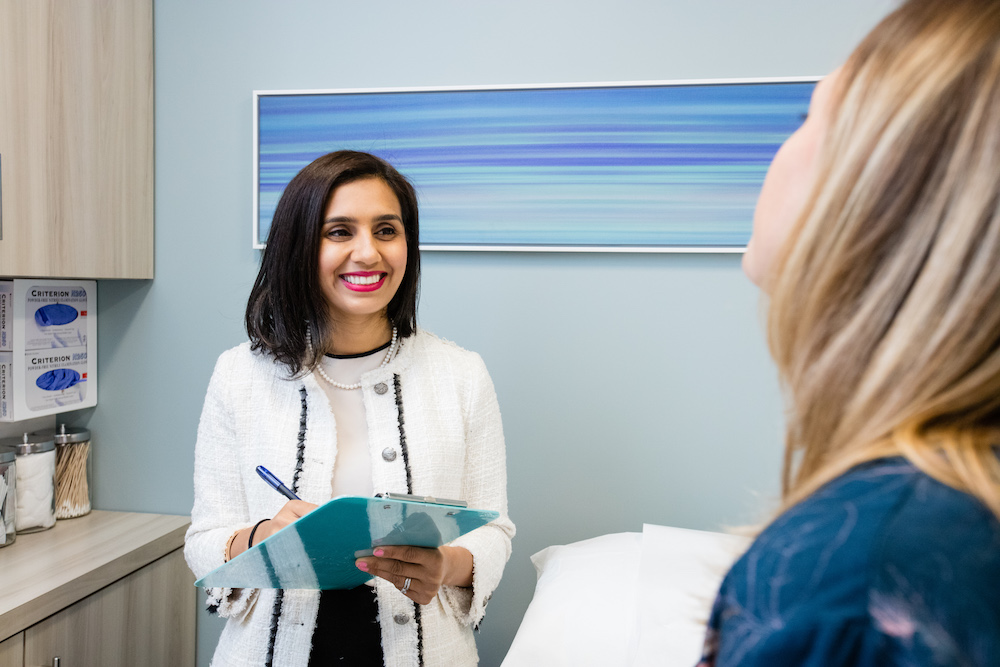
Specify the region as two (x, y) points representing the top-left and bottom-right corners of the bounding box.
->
(80, 1), (893, 664)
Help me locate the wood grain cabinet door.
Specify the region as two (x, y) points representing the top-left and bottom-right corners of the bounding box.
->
(23, 550), (195, 667)
(0, 0), (153, 279)
(0, 633), (23, 667)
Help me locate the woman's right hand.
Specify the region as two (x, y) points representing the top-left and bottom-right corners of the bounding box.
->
(227, 500), (317, 560)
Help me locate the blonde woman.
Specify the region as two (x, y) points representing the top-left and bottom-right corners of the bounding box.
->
(701, 0), (1000, 664)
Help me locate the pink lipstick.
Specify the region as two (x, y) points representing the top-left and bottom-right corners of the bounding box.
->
(341, 271), (387, 292)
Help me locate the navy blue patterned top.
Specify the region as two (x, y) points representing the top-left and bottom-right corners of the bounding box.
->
(699, 458), (1000, 666)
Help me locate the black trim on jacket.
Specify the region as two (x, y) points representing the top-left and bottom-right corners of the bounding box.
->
(394, 373), (424, 666)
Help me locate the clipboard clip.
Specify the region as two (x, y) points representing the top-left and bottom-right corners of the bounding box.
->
(376, 492), (468, 508)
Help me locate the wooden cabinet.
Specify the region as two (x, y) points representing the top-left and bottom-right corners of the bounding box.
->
(23, 550), (194, 667)
(0, 635), (22, 667)
(0, 512), (194, 667)
(0, 0), (154, 279)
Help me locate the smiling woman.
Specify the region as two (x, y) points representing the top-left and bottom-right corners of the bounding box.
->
(245, 151), (422, 376)
(184, 151), (515, 667)
(317, 178), (408, 346)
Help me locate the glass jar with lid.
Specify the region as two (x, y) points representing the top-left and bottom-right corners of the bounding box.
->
(31, 425), (92, 519)
(0, 433), (56, 533)
(0, 446), (15, 546)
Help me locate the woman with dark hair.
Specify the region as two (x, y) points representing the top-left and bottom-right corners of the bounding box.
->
(700, 0), (1000, 665)
(185, 151), (514, 666)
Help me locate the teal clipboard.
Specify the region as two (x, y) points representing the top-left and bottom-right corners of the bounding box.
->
(195, 496), (499, 590)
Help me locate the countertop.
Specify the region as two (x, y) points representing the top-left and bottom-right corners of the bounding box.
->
(0, 510), (190, 639)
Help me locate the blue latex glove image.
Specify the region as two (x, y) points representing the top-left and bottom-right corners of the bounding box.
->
(36, 369), (84, 391)
(34, 304), (79, 327)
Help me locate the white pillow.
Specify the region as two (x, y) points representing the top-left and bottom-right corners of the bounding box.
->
(633, 524), (749, 666)
(501, 525), (750, 667)
(501, 532), (643, 667)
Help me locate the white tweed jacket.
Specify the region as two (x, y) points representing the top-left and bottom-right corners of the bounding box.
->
(184, 330), (515, 667)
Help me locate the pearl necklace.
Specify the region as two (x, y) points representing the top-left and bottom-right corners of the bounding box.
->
(307, 327), (398, 390)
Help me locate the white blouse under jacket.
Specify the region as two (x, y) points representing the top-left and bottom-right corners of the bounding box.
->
(184, 330), (515, 667)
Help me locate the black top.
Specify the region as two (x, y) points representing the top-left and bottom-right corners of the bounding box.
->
(325, 340), (391, 360)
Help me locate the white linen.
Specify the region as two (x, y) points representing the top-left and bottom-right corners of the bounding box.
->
(501, 524), (749, 667)
(634, 524), (749, 666)
(505, 532), (643, 667)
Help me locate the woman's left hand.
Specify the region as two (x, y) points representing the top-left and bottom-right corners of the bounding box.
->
(355, 545), (473, 605)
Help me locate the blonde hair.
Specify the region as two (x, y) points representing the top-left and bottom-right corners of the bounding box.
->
(768, 0), (1000, 521)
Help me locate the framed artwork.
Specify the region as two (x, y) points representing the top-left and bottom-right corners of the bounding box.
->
(253, 77), (817, 252)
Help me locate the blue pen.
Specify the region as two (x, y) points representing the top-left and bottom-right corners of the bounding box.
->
(256, 466), (300, 501)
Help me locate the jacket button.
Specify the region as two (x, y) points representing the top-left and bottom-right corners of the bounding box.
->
(394, 613), (410, 625)
(374, 382), (388, 395)
(382, 448), (397, 462)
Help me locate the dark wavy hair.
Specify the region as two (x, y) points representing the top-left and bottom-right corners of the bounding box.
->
(245, 150), (420, 376)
